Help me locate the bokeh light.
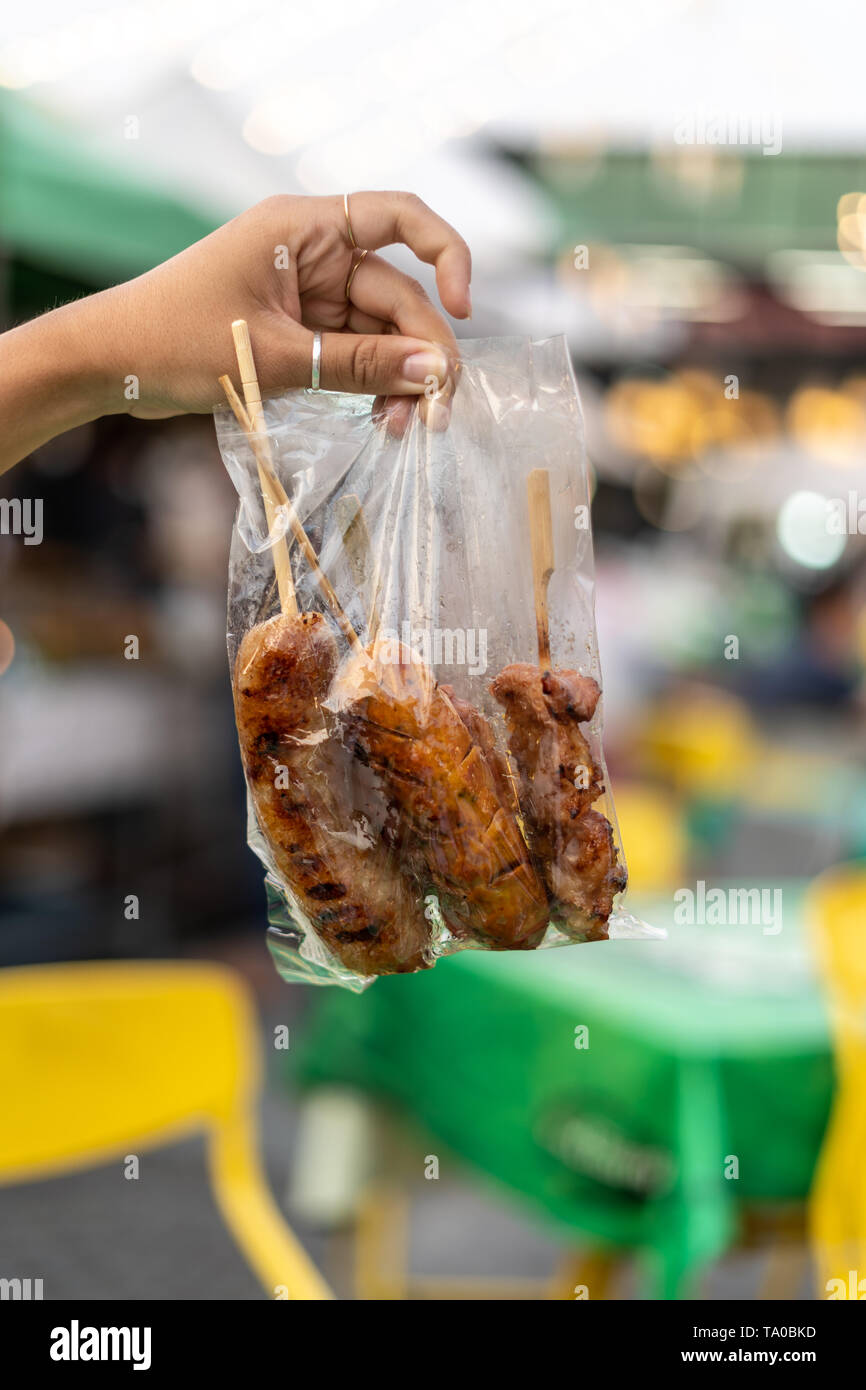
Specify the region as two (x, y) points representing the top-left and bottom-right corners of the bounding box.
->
(776, 490), (847, 570)
(787, 386), (866, 464)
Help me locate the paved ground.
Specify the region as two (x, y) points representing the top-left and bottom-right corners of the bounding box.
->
(0, 934), (817, 1302)
(0, 1093), (816, 1301)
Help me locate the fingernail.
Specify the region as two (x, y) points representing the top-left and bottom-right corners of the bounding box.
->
(401, 349), (448, 387)
(465, 288), (472, 319)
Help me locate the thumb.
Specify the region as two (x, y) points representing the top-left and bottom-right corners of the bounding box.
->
(319, 332), (454, 398)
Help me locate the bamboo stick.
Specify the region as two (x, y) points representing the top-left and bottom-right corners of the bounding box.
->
(219, 362), (362, 652)
(230, 320), (296, 616)
(527, 468), (554, 668)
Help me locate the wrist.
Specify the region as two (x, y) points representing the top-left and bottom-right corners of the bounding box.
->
(40, 292), (125, 422)
(0, 293), (128, 474)
(3, 298), (114, 433)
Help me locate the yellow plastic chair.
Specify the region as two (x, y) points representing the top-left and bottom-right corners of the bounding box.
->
(610, 781), (686, 893)
(0, 960), (332, 1300)
(806, 863), (866, 1299)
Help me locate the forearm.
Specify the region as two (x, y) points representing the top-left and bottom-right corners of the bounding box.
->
(0, 298), (116, 475)
(0, 194), (471, 474)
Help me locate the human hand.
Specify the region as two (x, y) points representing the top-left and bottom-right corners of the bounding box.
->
(97, 191), (470, 427)
(0, 192), (470, 474)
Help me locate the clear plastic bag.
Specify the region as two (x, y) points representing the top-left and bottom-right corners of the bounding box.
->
(215, 335), (648, 992)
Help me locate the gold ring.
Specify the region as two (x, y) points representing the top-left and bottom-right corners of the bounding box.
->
(343, 191), (358, 249)
(345, 248), (369, 301)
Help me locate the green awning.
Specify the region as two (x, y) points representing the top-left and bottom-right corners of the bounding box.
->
(528, 149), (866, 268)
(0, 94), (217, 285)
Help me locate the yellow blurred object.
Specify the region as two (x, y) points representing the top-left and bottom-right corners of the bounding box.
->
(611, 782), (686, 892)
(605, 370), (779, 473)
(842, 372), (866, 404)
(807, 863), (866, 1298)
(787, 386), (866, 463)
(690, 389), (780, 464)
(605, 377), (699, 471)
(637, 685), (755, 799)
(0, 960), (332, 1300)
(856, 603), (866, 666)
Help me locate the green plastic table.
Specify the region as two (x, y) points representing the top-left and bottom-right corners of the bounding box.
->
(293, 882), (832, 1297)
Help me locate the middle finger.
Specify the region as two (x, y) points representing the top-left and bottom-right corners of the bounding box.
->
(348, 252), (459, 388)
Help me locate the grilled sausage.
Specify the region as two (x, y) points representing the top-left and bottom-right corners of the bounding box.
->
(233, 612), (431, 975)
(331, 641), (549, 949)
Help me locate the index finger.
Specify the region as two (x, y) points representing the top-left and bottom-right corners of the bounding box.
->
(342, 191), (472, 320)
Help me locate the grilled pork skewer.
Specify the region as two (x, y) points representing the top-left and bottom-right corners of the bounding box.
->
(330, 639), (550, 950)
(490, 664), (624, 938)
(439, 684), (519, 818)
(489, 470), (626, 940)
(234, 613), (432, 975)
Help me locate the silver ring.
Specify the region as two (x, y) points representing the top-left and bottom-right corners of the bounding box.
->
(311, 331), (322, 391)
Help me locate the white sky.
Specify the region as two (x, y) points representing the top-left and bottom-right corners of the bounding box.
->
(1, 0), (864, 152)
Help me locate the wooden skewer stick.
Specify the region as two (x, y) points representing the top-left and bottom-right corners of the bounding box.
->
(527, 468), (554, 669)
(219, 366), (362, 652)
(229, 320), (297, 616)
(231, 319), (267, 433)
(335, 493), (381, 643)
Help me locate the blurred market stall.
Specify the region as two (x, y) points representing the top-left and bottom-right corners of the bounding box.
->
(1, 0), (865, 1301)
